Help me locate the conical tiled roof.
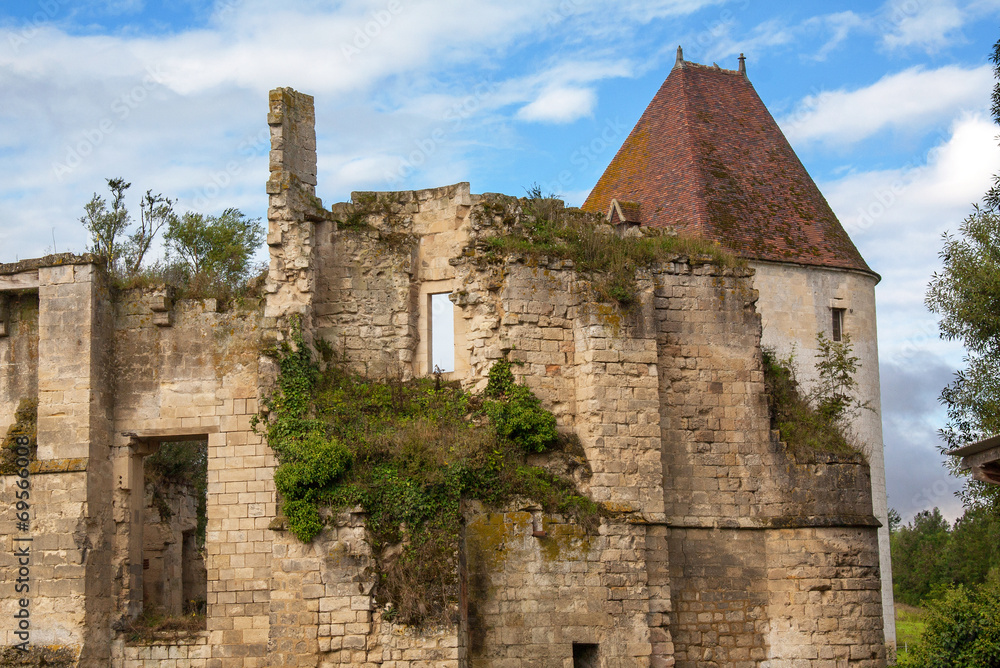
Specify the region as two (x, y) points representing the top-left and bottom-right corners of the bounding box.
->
(583, 52), (873, 274)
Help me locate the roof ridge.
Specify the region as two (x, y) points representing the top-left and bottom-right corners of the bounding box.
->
(680, 60), (744, 76)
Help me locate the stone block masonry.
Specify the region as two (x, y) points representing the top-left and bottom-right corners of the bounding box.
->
(0, 87), (886, 667)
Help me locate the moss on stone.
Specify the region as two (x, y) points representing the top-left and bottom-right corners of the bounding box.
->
(0, 398), (37, 476)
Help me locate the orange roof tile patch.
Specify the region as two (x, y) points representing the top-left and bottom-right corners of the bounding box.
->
(583, 51), (873, 274)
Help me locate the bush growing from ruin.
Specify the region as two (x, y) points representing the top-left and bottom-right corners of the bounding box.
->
(482, 358), (558, 453)
(163, 208), (264, 291)
(762, 336), (865, 457)
(474, 189), (742, 308)
(79, 178), (264, 300)
(257, 325), (603, 624)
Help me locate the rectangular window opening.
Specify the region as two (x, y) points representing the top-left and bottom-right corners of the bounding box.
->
(573, 642), (600, 668)
(832, 307), (846, 342)
(429, 292), (455, 373)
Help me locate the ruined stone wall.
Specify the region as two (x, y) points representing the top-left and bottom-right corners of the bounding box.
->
(304, 197), (885, 665)
(0, 86), (889, 668)
(464, 509), (654, 668)
(313, 183), (477, 380)
(266, 509), (461, 668)
(764, 528), (884, 667)
(107, 290), (268, 667)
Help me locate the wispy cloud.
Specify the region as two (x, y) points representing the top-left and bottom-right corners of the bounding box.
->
(701, 17), (796, 63)
(517, 87), (597, 123)
(781, 64), (993, 146)
(805, 11), (865, 61)
(880, 0), (966, 52)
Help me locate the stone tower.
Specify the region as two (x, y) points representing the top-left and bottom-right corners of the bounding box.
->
(582, 48), (895, 649)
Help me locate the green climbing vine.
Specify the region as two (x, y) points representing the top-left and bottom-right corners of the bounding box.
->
(256, 325), (602, 624)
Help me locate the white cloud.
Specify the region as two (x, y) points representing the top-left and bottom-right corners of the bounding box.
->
(806, 11), (865, 61)
(699, 17), (796, 63)
(781, 64), (993, 146)
(880, 0), (966, 52)
(516, 87), (597, 123)
(823, 113), (1000, 367)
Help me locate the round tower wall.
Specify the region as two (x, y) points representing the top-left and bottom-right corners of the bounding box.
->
(749, 260), (896, 650)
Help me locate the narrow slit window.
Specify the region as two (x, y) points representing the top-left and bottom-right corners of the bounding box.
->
(429, 292), (455, 373)
(573, 643), (600, 668)
(832, 307), (845, 342)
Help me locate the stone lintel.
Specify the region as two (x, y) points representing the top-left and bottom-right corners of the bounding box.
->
(0, 270), (40, 292)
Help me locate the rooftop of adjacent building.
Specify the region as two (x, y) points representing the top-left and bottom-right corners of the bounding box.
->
(583, 47), (874, 276)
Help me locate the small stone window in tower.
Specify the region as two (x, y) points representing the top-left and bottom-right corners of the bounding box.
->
(832, 307), (846, 342)
(573, 643), (600, 668)
(429, 292), (455, 373)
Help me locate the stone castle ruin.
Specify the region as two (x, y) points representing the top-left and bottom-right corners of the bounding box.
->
(1, 53), (889, 667)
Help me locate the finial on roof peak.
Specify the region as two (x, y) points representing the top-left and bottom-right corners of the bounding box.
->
(738, 53), (746, 76)
(675, 45), (684, 68)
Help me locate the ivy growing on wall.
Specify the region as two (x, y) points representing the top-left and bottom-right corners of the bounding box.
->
(256, 324), (601, 624)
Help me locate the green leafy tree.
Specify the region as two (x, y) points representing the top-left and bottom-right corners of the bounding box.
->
(812, 332), (868, 424)
(891, 508), (953, 606)
(898, 574), (1000, 668)
(81, 177), (132, 274)
(984, 36), (1000, 213)
(889, 507), (902, 533)
(926, 36), (1000, 510)
(124, 190), (177, 276)
(80, 178), (177, 280)
(164, 208), (264, 288)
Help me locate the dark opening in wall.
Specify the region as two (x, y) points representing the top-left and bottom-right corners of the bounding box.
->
(142, 439), (208, 618)
(573, 642), (600, 668)
(832, 307), (845, 342)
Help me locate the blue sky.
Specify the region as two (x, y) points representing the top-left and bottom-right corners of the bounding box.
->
(2, 0), (1000, 522)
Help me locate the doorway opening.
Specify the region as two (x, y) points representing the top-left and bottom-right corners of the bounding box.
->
(573, 642), (600, 668)
(140, 438), (208, 620)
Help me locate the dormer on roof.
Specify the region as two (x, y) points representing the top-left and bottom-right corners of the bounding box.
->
(584, 50), (873, 275)
(607, 199), (641, 226)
